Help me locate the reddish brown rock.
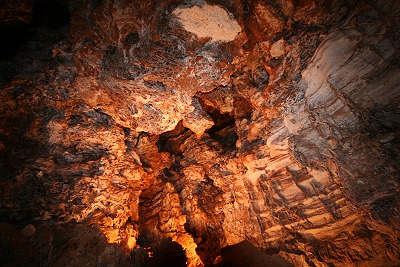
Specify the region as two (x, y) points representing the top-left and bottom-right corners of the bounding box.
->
(0, 0), (399, 266)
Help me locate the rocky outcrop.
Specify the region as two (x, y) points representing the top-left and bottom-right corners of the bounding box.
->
(0, 0), (399, 266)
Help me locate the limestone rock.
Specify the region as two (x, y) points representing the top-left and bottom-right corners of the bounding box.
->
(172, 3), (242, 42)
(0, 0), (399, 266)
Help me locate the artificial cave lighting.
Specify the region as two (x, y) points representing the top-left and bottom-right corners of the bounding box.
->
(0, 0), (399, 266)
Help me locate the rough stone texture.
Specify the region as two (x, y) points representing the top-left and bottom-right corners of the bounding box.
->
(0, 0), (399, 266)
(173, 3), (242, 42)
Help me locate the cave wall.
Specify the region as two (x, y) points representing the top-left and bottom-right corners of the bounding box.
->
(0, 0), (399, 266)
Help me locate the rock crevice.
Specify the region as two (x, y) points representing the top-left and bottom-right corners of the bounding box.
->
(0, 0), (399, 266)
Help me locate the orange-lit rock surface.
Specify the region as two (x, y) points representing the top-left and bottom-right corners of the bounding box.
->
(0, 0), (399, 266)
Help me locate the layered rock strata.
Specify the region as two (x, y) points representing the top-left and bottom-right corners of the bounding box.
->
(0, 0), (399, 266)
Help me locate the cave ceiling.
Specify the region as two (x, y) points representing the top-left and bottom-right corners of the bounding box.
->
(0, 0), (400, 266)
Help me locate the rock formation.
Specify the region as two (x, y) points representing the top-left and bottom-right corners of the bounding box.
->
(0, 0), (399, 266)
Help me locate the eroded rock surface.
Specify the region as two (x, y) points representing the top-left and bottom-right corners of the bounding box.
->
(0, 0), (399, 266)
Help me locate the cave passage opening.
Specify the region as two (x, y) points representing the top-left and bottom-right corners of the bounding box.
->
(131, 236), (187, 267)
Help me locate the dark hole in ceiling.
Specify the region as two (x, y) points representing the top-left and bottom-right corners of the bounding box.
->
(157, 120), (192, 155)
(198, 98), (238, 152)
(123, 31), (140, 46)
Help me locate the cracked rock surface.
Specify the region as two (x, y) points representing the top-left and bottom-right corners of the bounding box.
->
(0, 0), (399, 266)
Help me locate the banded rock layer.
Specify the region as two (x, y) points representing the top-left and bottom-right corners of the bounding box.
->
(0, 0), (399, 266)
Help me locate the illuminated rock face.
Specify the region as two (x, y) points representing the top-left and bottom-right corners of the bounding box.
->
(172, 3), (242, 42)
(0, 0), (399, 266)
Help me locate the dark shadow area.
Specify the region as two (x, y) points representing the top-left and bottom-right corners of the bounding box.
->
(0, 0), (71, 85)
(0, 222), (135, 266)
(134, 235), (187, 267)
(157, 120), (193, 155)
(0, 0), (70, 60)
(0, 117), (43, 182)
(152, 237), (187, 267)
(0, 0), (33, 60)
(0, 25), (32, 60)
(216, 240), (294, 267)
(32, 0), (70, 29)
(197, 98), (238, 152)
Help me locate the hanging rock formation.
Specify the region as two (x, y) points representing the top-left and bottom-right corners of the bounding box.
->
(0, 0), (399, 266)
